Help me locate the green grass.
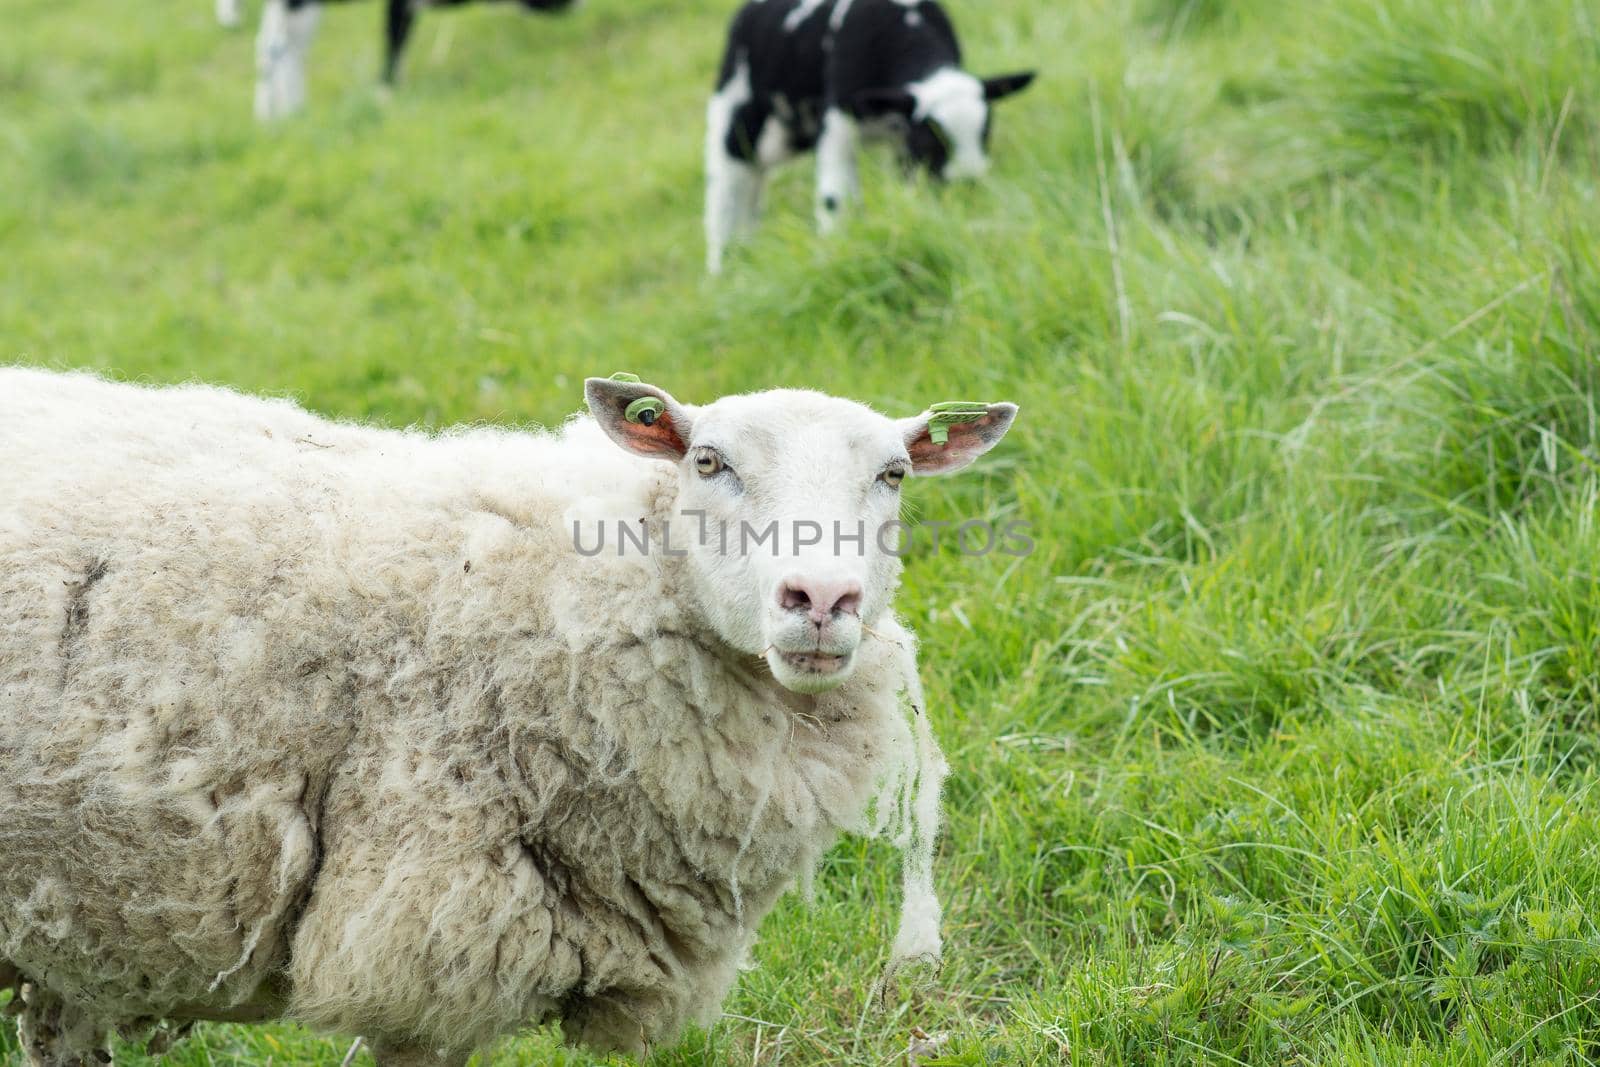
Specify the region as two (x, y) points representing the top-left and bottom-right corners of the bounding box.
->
(5, 0), (1600, 1062)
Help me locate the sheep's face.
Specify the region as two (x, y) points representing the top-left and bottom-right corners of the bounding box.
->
(586, 380), (1017, 694)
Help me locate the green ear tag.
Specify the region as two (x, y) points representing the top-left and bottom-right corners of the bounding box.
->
(926, 402), (989, 446)
(609, 371), (642, 383)
(625, 396), (665, 425)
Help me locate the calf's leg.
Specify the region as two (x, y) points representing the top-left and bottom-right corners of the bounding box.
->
(814, 108), (861, 235)
(383, 0), (418, 85)
(704, 61), (771, 275)
(216, 0), (244, 28)
(255, 0), (321, 120)
(705, 151), (765, 275)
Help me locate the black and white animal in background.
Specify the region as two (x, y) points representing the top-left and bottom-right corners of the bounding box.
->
(704, 0), (1035, 274)
(254, 0), (577, 120)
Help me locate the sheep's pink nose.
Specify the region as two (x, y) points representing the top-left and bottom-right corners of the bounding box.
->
(778, 575), (863, 624)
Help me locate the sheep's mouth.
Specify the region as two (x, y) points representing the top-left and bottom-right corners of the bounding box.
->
(766, 646), (858, 693)
(776, 650), (850, 675)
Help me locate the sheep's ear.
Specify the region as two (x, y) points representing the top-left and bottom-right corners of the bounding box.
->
(850, 87), (916, 119)
(897, 402), (1018, 476)
(983, 71), (1037, 102)
(585, 377), (695, 461)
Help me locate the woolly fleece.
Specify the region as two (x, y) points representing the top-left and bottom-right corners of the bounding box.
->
(0, 369), (941, 1064)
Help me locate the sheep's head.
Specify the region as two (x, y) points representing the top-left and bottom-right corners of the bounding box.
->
(585, 379), (1017, 694)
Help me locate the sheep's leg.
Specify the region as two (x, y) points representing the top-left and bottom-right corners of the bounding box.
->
(255, 0), (320, 120)
(216, 0), (244, 28)
(561, 997), (649, 1058)
(814, 107), (861, 235)
(370, 1042), (467, 1067)
(15, 985), (108, 1067)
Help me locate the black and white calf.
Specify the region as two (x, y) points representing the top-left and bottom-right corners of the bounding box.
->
(254, 0), (576, 120)
(705, 0), (1034, 273)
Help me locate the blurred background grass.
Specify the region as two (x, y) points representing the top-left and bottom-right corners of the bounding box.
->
(4, 0), (1600, 1062)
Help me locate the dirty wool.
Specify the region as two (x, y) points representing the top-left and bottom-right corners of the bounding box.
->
(0, 369), (944, 1063)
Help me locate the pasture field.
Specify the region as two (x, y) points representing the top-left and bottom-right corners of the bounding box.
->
(5, 0), (1600, 1062)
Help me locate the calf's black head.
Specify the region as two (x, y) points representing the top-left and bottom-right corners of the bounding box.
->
(852, 69), (1036, 182)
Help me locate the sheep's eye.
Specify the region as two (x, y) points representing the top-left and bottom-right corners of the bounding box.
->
(880, 466), (907, 489)
(694, 449), (724, 477)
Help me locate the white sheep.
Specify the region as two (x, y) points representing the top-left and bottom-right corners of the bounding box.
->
(0, 368), (1017, 1065)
